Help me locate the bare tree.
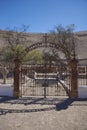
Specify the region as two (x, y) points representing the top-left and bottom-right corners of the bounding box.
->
(42, 48), (61, 67)
(49, 24), (78, 61)
(0, 25), (29, 83)
(3, 25), (29, 61)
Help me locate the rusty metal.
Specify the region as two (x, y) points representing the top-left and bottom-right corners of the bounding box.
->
(20, 63), (71, 97)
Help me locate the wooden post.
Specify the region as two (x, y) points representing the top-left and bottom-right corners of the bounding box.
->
(13, 58), (21, 97)
(69, 58), (78, 98)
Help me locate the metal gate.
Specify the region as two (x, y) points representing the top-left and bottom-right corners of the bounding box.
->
(20, 64), (71, 97)
(77, 63), (87, 86)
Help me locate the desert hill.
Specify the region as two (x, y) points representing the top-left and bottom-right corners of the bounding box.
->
(0, 30), (87, 60)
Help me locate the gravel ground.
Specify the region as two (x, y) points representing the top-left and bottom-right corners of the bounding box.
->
(0, 96), (87, 130)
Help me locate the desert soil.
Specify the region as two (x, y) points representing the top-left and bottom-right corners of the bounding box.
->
(0, 96), (87, 130)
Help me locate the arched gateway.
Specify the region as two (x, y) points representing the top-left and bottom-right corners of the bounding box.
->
(14, 34), (78, 98)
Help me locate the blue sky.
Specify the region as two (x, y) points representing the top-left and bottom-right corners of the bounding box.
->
(0, 0), (87, 32)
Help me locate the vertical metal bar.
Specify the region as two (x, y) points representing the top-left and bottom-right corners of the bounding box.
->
(20, 66), (22, 97)
(86, 65), (87, 85)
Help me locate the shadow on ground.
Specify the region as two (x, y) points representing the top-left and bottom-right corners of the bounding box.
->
(0, 96), (68, 105)
(0, 96), (87, 115)
(55, 98), (74, 110)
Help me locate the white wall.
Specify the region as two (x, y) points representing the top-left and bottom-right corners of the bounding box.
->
(0, 84), (13, 97)
(0, 84), (87, 98)
(78, 86), (87, 98)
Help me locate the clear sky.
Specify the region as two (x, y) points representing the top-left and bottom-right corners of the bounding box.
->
(0, 0), (87, 32)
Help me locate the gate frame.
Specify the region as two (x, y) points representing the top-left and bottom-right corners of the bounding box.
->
(69, 58), (78, 98)
(14, 35), (78, 98)
(14, 58), (22, 97)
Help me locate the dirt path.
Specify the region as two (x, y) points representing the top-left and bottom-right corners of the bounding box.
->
(0, 96), (87, 130)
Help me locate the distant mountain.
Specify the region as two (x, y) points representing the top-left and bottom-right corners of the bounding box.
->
(0, 30), (87, 59)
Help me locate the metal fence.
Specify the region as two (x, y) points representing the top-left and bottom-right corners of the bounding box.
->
(21, 63), (71, 97)
(78, 59), (87, 86)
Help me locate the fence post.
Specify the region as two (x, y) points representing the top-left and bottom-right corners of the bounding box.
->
(69, 58), (78, 98)
(13, 58), (21, 97)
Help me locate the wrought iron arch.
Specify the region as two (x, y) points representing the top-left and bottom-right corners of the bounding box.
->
(25, 41), (70, 57)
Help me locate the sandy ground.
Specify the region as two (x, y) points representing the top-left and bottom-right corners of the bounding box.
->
(0, 96), (87, 130)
